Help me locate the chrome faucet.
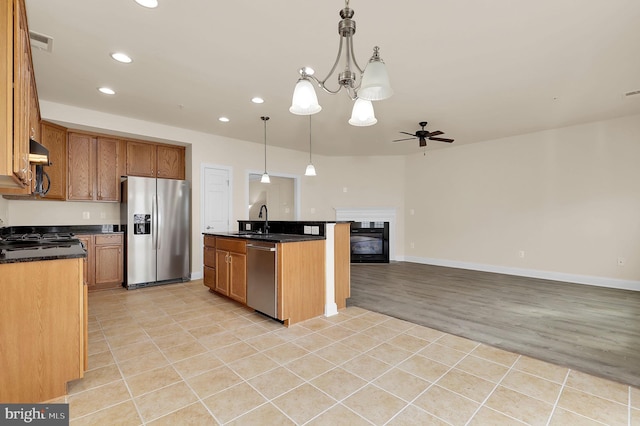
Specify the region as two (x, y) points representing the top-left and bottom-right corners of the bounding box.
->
(258, 204), (269, 234)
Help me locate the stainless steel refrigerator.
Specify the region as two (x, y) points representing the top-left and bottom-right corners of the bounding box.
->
(121, 176), (190, 289)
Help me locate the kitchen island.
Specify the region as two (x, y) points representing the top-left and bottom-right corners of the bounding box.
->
(0, 234), (87, 403)
(203, 221), (350, 326)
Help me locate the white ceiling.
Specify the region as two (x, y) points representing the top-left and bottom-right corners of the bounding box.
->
(25, 0), (640, 156)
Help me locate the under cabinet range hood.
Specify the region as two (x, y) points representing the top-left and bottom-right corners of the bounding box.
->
(28, 138), (50, 165)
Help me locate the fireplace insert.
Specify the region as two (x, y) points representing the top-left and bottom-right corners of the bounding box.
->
(350, 221), (389, 263)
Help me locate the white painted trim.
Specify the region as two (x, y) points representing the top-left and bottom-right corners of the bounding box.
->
(404, 256), (640, 292)
(334, 207), (397, 261)
(324, 224), (339, 317)
(200, 163), (233, 233)
(191, 271), (203, 280)
(245, 170), (300, 220)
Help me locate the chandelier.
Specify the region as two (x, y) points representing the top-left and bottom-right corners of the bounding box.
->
(289, 0), (392, 126)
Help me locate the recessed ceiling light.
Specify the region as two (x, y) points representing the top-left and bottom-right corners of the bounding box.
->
(135, 0), (158, 8)
(111, 52), (132, 63)
(251, 97), (264, 104)
(218, 117), (230, 122)
(98, 87), (115, 95)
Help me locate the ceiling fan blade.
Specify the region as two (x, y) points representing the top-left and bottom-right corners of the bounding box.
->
(429, 137), (454, 143)
(426, 130), (444, 137)
(392, 137), (417, 143)
(399, 131), (417, 137)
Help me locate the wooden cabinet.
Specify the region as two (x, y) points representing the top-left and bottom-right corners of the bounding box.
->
(68, 132), (124, 201)
(214, 238), (247, 304)
(0, 0), (39, 191)
(0, 258), (86, 403)
(38, 121), (66, 200)
(77, 233), (124, 291)
(203, 235), (216, 291)
(127, 141), (185, 180)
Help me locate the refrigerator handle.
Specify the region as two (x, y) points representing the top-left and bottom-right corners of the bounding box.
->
(152, 194), (158, 249)
(156, 193), (161, 250)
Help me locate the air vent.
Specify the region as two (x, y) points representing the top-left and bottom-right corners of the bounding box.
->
(29, 31), (53, 53)
(624, 90), (640, 98)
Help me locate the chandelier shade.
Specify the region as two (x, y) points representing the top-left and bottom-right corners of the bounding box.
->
(290, 77), (322, 115)
(290, 0), (391, 125)
(348, 98), (377, 126)
(358, 51), (393, 101)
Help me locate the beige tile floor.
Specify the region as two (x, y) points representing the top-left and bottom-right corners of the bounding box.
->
(56, 280), (640, 425)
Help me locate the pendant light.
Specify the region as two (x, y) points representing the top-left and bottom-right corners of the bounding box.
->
(260, 116), (270, 183)
(305, 115), (317, 176)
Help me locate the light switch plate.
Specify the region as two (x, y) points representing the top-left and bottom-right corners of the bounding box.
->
(304, 226), (312, 234)
(311, 226), (320, 235)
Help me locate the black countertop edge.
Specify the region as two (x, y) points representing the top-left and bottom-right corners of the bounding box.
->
(0, 252), (86, 264)
(204, 232), (325, 243)
(1, 224), (123, 236)
(237, 221), (352, 224)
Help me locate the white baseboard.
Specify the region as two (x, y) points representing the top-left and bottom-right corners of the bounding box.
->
(402, 256), (640, 292)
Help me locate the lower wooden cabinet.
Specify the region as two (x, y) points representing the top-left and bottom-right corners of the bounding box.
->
(77, 233), (123, 291)
(204, 237), (247, 304)
(0, 258), (86, 403)
(203, 235), (216, 290)
(215, 238), (247, 304)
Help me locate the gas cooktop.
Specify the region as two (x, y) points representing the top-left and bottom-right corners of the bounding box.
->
(0, 232), (86, 261)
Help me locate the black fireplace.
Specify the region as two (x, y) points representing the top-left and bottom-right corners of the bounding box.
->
(350, 221), (389, 263)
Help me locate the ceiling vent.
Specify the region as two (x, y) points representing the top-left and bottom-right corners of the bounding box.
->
(29, 31), (53, 53)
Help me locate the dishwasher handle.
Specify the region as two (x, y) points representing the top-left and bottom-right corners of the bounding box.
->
(247, 244), (276, 252)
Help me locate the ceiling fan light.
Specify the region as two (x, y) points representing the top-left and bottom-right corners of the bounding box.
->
(349, 98), (377, 126)
(358, 55), (393, 101)
(290, 78), (322, 115)
(260, 172), (270, 183)
(305, 164), (317, 176)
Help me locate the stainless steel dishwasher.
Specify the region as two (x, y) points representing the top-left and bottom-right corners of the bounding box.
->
(246, 241), (278, 318)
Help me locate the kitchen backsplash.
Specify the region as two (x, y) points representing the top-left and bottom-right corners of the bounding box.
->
(3, 199), (120, 226)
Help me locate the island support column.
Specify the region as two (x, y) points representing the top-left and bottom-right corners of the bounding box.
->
(324, 223), (339, 317)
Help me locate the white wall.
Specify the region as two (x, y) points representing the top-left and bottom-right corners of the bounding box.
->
(404, 113), (640, 289)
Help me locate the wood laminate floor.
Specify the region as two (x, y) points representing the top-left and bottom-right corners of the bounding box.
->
(349, 262), (640, 388)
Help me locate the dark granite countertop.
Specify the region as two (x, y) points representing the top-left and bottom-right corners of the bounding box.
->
(1, 225), (123, 236)
(204, 231), (325, 243)
(0, 244), (86, 264)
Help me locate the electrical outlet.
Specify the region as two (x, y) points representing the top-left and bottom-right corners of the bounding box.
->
(410, 242), (415, 249)
(82, 211), (90, 220)
(617, 257), (626, 266)
(409, 209), (415, 215)
(343, 187), (348, 193)
(518, 250), (525, 258)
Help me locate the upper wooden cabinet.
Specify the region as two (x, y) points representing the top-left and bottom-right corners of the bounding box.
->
(68, 132), (124, 202)
(0, 0), (39, 191)
(38, 121), (67, 200)
(127, 141), (185, 180)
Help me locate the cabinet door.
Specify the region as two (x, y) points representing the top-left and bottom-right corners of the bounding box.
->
(228, 252), (247, 304)
(95, 244), (123, 287)
(126, 141), (156, 177)
(39, 122), (66, 200)
(11, 2), (30, 185)
(156, 144), (185, 180)
(95, 137), (120, 201)
(67, 133), (95, 200)
(215, 249), (229, 295)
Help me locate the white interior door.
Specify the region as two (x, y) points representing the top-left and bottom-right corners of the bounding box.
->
(202, 166), (231, 233)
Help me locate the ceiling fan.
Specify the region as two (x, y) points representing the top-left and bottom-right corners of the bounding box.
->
(393, 121), (454, 147)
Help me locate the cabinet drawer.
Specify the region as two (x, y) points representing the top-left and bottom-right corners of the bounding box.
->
(204, 235), (216, 248)
(95, 233), (123, 245)
(203, 266), (216, 289)
(216, 238), (246, 254)
(204, 246), (216, 267)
